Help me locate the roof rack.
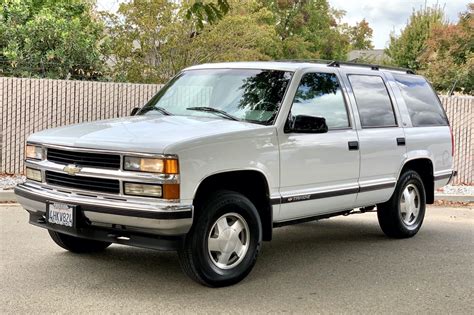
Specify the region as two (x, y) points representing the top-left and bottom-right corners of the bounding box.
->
(327, 60), (415, 74)
(275, 59), (415, 74)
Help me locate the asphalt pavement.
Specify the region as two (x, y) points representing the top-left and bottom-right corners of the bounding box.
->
(1, 204), (472, 314)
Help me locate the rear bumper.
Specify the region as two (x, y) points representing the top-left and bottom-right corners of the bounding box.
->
(434, 170), (457, 188)
(14, 183), (193, 236)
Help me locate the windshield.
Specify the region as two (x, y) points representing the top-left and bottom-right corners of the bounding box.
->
(139, 69), (293, 124)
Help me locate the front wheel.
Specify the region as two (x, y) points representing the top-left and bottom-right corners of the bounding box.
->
(178, 190), (262, 287)
(377, 170), (426, 238)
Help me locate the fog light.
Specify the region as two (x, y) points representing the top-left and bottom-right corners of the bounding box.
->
(124, 183), (162, 198)
(26, 168), (42, 182)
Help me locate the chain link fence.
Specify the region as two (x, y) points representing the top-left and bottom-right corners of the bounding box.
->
(442, 96), (473, 185)
(0, 77), (472, 184)
(0, 77), (162, 174)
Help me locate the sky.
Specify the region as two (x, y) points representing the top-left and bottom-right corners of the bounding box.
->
(328, 0), (468, 48)
(97, 0), (469, 49)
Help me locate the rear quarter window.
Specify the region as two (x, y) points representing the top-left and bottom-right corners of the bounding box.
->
(393, 74), (448, 127)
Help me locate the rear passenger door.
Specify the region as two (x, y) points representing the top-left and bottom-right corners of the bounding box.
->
(340, 71), (407, 206)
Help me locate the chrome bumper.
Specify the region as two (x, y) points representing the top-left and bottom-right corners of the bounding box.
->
(15, 182), (193, 236)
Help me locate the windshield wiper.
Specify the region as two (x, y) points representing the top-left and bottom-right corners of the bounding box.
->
(153, 107), (173, 116)
(186, 107), (239, 121)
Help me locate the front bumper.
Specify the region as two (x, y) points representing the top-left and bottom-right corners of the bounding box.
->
(15, 182), (193, 237)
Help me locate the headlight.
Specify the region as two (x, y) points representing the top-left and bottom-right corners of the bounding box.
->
(124, 183), (163, 197)
(26, 167), (42, 182)
(123, 157), (179, 174)
(26, 144), (44, 160)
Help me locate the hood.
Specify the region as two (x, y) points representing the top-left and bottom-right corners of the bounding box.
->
(28, 115), (265, 154)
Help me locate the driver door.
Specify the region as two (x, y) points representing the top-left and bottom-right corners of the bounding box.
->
(277, 70), (360, 222)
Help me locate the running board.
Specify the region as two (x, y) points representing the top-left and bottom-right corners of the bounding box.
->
(273, 207), (377, 228)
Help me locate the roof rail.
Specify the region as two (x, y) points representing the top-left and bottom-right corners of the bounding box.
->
(327, 60), (415, 74)
(275, 59), (415, 74)
(276, 59), (330, 65)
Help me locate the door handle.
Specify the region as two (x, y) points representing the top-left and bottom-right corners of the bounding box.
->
(348, 141), (359, 151)
(397, 137), (406, 146)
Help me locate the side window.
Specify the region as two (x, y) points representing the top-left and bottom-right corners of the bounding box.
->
(348, 75), (397, 128)
(393, 74), (448, 126)
(290, 72), (349, 129)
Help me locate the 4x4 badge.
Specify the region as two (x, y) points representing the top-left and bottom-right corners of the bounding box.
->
(63, 164), (81, 176)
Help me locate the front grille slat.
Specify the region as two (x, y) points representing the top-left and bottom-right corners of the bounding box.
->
(47, 148), (121, 170)
(46, 157), (119, 168)
(45, 176), (115, 188)
(47, 155), (119, 165)
(45, 171), (120, 194)
(48, 151), (119, 162)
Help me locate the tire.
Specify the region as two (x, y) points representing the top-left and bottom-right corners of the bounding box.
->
(48, 230), (111, 253)
(178, 190), (262, 287)
(377, 170), (426, 238)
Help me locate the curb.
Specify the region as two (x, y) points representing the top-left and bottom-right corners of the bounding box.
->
(0, 190), (16, 202)
(434, 194), (473, 203)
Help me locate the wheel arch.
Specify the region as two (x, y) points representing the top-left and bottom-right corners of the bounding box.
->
(192, 169), (273, 241)
(398, 157), (435, 204)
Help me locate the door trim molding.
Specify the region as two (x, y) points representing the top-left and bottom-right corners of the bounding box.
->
(272, 182), (396, 205)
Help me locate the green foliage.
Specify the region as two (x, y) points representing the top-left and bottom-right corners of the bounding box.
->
(258, 0), (356, 60)
(347, 19), (374, 50)
(386, 4), (445, 70)
(0, 0), (108, 80)
(185, 0), (230, 30)
(386, 3), (473, 94)
(102, 0), (180, 83)
(1, 0), (375, 83)
(418, 4), (473, 94)
(105, 0), (282, 83)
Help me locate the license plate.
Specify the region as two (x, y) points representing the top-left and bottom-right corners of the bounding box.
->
(47, 202), (75, 227)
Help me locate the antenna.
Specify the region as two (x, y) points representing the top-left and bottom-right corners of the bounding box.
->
(448, 79), (459, 97)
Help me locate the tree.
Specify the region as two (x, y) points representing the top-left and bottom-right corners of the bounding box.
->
(419, 4), (473, 94)
(386, 4), (445, 71)
(102, 0), (180, 83)
(258, 0), (370, 60)
(0, 0), (108, 79)
(104, 0), (375, 83)
(188, 2), (281, 63)
(185, 0), (230, 30)
(348, 19), (374, 50)
(104, 0), (280, 83)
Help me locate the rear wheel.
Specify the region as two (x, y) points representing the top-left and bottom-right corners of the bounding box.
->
(48, 230), (111, 253)
(178, 190), (262, 287)
(377, 170), (426, 238)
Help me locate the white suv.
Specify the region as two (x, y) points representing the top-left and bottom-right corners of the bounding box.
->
(15, 61), (455, 287)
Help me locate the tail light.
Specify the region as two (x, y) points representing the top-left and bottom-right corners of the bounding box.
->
(449, 126), (455, 157)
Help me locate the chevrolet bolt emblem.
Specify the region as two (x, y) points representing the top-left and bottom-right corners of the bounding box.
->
(63, 164), (81, 176)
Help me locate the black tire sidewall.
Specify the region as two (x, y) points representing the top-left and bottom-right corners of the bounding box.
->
(397, 174), (426, 232)
(187, 191), (262, 286)
(385, 170), (426, 236)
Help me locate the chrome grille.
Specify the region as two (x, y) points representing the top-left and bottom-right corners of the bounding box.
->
(47, 148), (121, 170)
(45, 171), (120, 194)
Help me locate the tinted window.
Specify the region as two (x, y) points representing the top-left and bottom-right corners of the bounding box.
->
(290, 73), (349, 129)
(349, 75), (397, 127)
(393, 74), (448, 126)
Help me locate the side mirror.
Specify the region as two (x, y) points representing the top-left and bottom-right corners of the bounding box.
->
(287, 115), (328, 133)
(130, 107), (141, 116)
